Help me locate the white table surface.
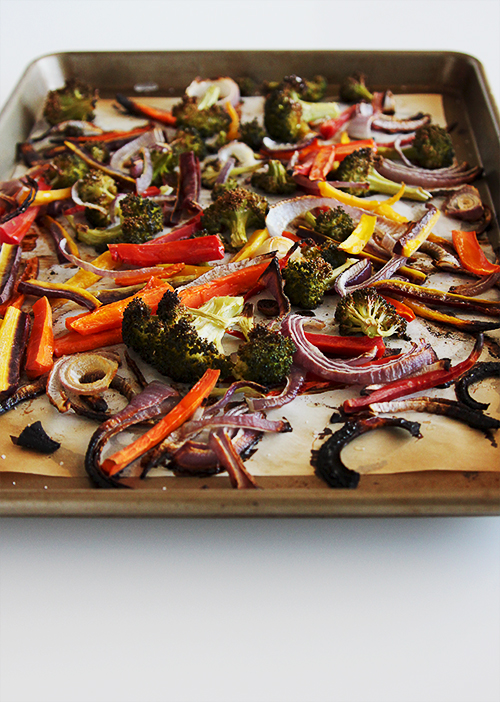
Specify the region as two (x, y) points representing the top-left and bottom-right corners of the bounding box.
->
(0, 2), (499, 701)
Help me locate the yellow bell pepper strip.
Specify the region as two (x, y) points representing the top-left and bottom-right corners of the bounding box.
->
(225, 100), (240, 141)
(356, 250), (427, 284)
(230, 229), (269, 262)
(65, 251), (118, 289)
(31, 188), (73, 206)
(101, 368), (220, 477)
(401, 298), (500, 333)
(0, 306), (30, 400)
(17, 279), (102, 311)
(317, 180), (408, 224)
(452, 230), (500, 276)
(64, 141), (136, 186)
(338, 213), (377, 254)
(393, 204), (440, 257)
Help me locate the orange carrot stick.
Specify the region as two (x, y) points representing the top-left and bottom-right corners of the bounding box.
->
(24, 296), (54, 378)
(67, 280), (174, 336)
(102, 368), (220, 476)
(53, 327), (123, 357)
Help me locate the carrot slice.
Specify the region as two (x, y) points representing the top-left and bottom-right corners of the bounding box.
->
(102, 368), (220, 476)
(24, 296), (54, 378)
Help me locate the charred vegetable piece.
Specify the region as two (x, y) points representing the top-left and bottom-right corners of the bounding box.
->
(11, 421), (61, 454)
(442, 185), (485, 221)
(233, 323), (296, 387)
(17, 279), (102, 310)
(411, 124), (455, 169)
(312, 416), (422, 489)
(0, 244), (22, 303)
(200, 187), (268, 251)
(0, 375), (47, 416)
(455, 362), (500, 411)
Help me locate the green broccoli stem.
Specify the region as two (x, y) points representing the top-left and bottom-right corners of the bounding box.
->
(300, 98), (340, 124)
(228, 212), (252, 249)
(75, 223), (122, 247)
(367, 167), (431, 201)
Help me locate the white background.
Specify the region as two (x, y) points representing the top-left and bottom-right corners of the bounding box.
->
(0, 2), (499, 701)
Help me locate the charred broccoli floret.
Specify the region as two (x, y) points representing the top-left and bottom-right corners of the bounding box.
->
(77, 169), (118, 227)
(264, 83), (340, 144)
(304, 239), (349, 269)
(233, 324), (296, 386)
(411, 124), (455, 169)
(122, 291), (232, 384)
(49, 152), (89, 188)
(200, 186), (268, 250)
(75, 193), (163, 248)
(239, 118), (266, 151)
(84, 142), (110, 163)
(235, 76), (260, 97)
(43, 79), (98, 126)
(172, 95), (231, 138)
(334, 287), (408, 338)
(251, 160), (296, 195)
(264, 75), (327, 102)
(339, 73), (373, 103)
(335, 147), (431, 201)
(302, 206), (356, 243)
(282, 256), (342, 310)
(149, 130), (206, 187)
(211, 179), (240, 200)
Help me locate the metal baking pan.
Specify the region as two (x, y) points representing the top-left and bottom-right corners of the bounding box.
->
(0, 50), (499, 517)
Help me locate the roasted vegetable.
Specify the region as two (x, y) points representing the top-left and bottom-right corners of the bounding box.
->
(122, 290), (232, 384)
(77, 168), (118, 227)
(43, 79), (98, 126)
(74, 193), (164, 248)
(239, 118), (266, 151)
(283, 255), (342, 310)
(339, 73), (373, 104)
(251, 160), (297, 195)
(233, 323), (296, 386)
(334, 287), (408, 338)
(49, 152), (89, 188)
(172, 95), (231, 138)
(264, 81), (339, 143)
(335, 147), (431, 200)
(301, 206), (356, 243)
(200, 186), (268, 250)
(411, 123), (455, 169)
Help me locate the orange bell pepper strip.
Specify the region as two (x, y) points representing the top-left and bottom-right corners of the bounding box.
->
(113, 263), (185, 287)
(24, 296), (54, 379)
(452, 230), (500, 276)
(309, 145), (336, 181)
(379, 295), (416, 322)
(53, 327), (123, 357)
(67, 280), (174, 336)
(102, 368), (220, 476)
(225, 100), (240, 141)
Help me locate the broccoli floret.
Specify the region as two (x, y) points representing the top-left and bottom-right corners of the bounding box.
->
(211, 179), (240, 200)
(84, 142), (110, 163)
(251, 160), (296, 195)
(200, 186), (268, 250)
(304, 240), (349, 269)
(303, 206), (356, 243)
(264, 84), (340, 144)
(235, 77), (260, 97)
(299, 75), (328, 103)
(76, 169), (118, 228)
(335, 147), (431, 201)
(339, 73), (374, 103)
(334, 287), (407, 338)
(43, 79), (98, 126)
(239, 118), (266, 151)
(75, 193), (163, 248)
(49, 152), (89, 188)
(282, 256), (341, 309)
(233, 324), (296, 386)
(411, 124), (455, 169)
(122, 291), (232, 384)
(172, 95), (231, 138)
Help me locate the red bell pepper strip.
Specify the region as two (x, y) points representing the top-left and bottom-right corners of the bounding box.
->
(143, 212), (203, 245)
(0, 207), (39, 245)
(309, 145), (336, 181)
(379, 295), (416, 322)
(333, 139), (375, 163)
(24, 296), (54, 379)
(343, 334), (484, 414)
(452, 230), (500, 276)
(304, 333), (386, 358)
(101, 368), (220, 476)
(108, 235), (225, 267)
(319, 105), (357, 140)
